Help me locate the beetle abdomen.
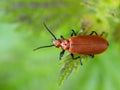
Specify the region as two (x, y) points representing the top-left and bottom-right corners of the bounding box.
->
(69, 36), (108, 55)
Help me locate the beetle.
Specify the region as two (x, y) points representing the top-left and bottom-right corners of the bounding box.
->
(34, 23), (109, 65)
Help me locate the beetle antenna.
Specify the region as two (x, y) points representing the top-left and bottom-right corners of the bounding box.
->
(33, 45), (54, 51)
(43, 23), (57, 40)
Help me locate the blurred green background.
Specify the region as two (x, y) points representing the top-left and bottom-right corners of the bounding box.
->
(0, 0), (120, 90)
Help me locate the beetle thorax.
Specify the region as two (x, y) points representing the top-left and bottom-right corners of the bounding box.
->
(53, 39), (69, 50)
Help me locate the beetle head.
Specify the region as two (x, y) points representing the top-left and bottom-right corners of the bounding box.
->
(53, 40), (61, 48)
(33, 23), (57, 51)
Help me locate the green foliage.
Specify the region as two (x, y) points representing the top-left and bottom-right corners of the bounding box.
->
(58, 54), (89, 86)
(0, 0), (120, 90)
(58, 55), (80, 86)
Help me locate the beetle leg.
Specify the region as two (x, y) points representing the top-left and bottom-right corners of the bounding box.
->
(71, 29), (76, 36)
(70, 54), (83, 65)
(70, 54), (75, 59)
(80, 58), (83, 65)
(60, 35), (64, 39)
(59, 50), (65, 60)
(100, 32), (105, 36)
(71, 54), (80, 59)
(90, 31), (106, 36)
(89, 31), (98, 35)
(100, 32), (109, 46)
(89, 54), (94, 58)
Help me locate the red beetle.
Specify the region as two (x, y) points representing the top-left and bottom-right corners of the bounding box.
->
(34, 23), (109, 65)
